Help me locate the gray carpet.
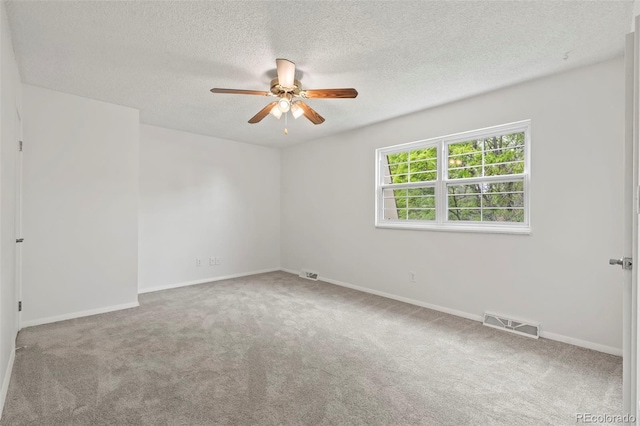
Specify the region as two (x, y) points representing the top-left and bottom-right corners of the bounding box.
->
(1, 271), (622, 425)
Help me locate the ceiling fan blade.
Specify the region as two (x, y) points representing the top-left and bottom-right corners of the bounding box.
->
(210, 88), (270, 96)
(276, 58), (296, 88)
(248, 101), (278, 124)
(302, 88), (358, 99)
(296, 101), (325, 125)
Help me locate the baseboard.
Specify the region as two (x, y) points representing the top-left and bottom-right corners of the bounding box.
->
(138, 268), (281, 294)
(20, 301), (140, 328)
(316, 274), (484, 323)
(539, 330), (622, 356)
(282, 267), (482, 322)
(281, 269), (622, 356)
(0, 341), (16, 420)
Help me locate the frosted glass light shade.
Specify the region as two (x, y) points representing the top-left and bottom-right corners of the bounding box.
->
(270, 105), (282, 119)
(291, 102), (304, 119)
(277, 98), (290, 112)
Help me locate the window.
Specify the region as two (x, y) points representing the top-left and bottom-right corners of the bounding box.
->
(375, 120), (530, 233)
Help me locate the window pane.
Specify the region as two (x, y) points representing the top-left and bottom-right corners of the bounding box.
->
(382, 186), (435, 221)
(485, 145), (525, 176)
(449, 208), (481, 221)
(447, 132), (525, 179)
(408, 147), (438, 182)
(409, 195), (435, 208)
(393, 189), (407, 208)
(447, 149), (483, 179)
(483, 208), (524, 222)
(448, 184), (481, 221)
(447, 180), (525, 223)
(407, 209), (436, 220)
(385, 152), (408, 184)
(483, 181), (524, 208)
(387, 147), (437, 184)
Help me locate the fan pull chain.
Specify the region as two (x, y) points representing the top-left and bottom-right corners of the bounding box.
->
(284, 111), (288, 135)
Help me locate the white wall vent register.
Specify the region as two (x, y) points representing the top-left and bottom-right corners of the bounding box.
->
(299, 270), (319, 281)
(483, 312), (539, 339)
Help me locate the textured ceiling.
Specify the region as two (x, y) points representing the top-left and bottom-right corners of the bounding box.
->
(4, 1), (634, 147)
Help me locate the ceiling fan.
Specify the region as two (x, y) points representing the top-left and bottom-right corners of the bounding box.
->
(210, 59), (358, 130)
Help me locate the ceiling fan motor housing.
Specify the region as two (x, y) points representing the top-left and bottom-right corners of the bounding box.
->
(270, 78), (302, 97)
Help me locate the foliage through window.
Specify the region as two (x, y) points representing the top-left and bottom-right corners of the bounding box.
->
(376, 121), (530, 233)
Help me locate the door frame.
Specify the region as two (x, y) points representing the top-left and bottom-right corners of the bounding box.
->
(14, 108), (22, 333)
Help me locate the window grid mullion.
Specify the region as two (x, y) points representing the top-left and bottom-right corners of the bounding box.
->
(444, 173), (526, 185)
(439, 140), (446, 226)
(481, 139), (486, 179)
(480, 182), (484, 222)
(447, 144), (524, 158)
(405, 192), (409, 220)
(448, 159), (523, 173)
(380, 181), (437, 190)
(480, 140), (485, 221)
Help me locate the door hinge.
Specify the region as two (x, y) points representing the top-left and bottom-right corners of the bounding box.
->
(19, 141), (22, 152)
(18, 301), (22, 312)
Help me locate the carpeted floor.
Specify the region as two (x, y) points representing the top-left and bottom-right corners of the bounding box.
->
(1, 271), (622, 425)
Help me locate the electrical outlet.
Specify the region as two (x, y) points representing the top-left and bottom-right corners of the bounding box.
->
(209, 257), (215, 266)
(409, 271), (416, 283)
(215, 257), (221, 265)
(196, 258), (202, 267)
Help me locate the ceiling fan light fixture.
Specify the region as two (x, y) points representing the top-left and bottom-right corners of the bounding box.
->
(211, 58), (357, 127)
(269, 104), (283, 119)
(291, 102), (304, 119)
(277, 98), (290, 112)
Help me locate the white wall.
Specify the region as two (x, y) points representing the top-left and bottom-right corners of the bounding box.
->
(281, 58), (625, 353)
(138, 125), (280, 292)
(21, 85), (139, 326)
(0, 0), (22, 413)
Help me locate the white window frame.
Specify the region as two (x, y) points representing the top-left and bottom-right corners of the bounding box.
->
(375, 120), (531, 234)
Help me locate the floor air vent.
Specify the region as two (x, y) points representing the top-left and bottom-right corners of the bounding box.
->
(483, 312), (539, 339)
(299, 270), (319, 281)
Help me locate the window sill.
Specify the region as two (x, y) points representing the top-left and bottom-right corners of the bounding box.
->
(375, 222), (531, 235)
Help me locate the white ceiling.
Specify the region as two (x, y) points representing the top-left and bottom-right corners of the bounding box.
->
(4, 1), (634, 148)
